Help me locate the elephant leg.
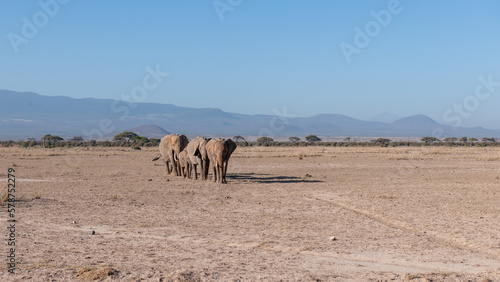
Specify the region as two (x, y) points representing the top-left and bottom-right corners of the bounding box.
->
(216, 166), (219, 183)
(206, 161), (210, 180)
(212, 165), (217, 183)
(222, 160), (228, 183)
(201, 163), (205, 180)
(201, 161), (205, 180)
(221, 165), (224, 183)
(194, 164), (198, 180)
(165, 161), (171, 175)
(203, 160), (209, 180)
(218, 164), (223, 183)
(214, 164), (218, 183)
(194, 160), (203, 179)
(217, 165), (220, 183)
(171, 155), (178, 176)
(221, 162), (225, 183)
(198, 161), (202, 180)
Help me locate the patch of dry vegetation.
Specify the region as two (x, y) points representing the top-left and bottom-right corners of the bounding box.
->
(0, 189), (8, 202)
(1, 145), (500, 280)
(75, 267), (117, 280)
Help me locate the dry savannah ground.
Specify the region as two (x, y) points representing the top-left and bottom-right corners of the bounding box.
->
(1, 145), (500, 281)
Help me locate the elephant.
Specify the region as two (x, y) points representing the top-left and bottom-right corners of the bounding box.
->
(152, 154), (172, 173)
(224, 139), (237, 179)
(178, 149), (192, 179)
(206, 138), (237, 183)
(153, 134), (188, 176)
(185, 136), (210, 180)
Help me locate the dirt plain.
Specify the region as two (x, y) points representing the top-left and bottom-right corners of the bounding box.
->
(1, 145), (500, 281)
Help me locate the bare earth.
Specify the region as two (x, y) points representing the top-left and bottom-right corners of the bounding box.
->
(1, 146), (500, 281)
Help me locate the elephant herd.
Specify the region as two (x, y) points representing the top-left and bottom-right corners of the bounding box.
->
(152, 134), (237, 183)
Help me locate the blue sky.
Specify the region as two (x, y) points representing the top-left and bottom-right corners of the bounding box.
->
(1, 1), (500, 128)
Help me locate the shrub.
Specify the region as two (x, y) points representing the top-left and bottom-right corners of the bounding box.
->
(256, 137), (273, 146)
(305, 135), (321, 142)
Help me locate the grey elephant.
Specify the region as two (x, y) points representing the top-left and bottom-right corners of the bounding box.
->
(224, 139), (237, 180)
(152, 134), (188, 176)
(206, 138), (237, 183)
(178, 149), (192, 179)
(185, 136), (210, 180)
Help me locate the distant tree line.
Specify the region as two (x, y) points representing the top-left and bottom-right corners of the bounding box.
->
(1, 133), (500, 148)
(239, 136), (500, 147)
(1, 132), (160, 149)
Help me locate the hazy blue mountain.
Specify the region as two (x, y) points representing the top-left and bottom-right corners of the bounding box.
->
(369, 112), (401, 123)
(391, 114), (440, 127)
(1, 90), (499, 140)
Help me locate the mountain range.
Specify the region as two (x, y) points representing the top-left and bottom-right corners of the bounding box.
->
(1, 90), (499, 140)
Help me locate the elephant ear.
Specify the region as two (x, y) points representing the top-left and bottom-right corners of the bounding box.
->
(194, 147), (201, 157)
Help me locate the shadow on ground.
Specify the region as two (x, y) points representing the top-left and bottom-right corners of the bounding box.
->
(229, 173), (323, 184)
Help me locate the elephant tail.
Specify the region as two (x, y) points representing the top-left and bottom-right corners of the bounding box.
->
(152, 155), (162, 161)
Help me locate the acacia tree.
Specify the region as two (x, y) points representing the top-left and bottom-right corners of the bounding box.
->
(482, 137), (496, 143)
(113, 132), (139, 144)
(443, 137), (457, 143)
(149, 138), (161, 146)
(305, 135), (321, 142)
(374, 138), (391, 146)
(70, 136), (84, 142)
(134, 136), (150, 146)
(421, 136), (439, 143)
(256, 137), (273, 146)
(233, 136), (245, 143)
(289, 136), (300, 143)
(87, 139), (97, 146)
(41, 134), (64, 148)
(41, 135), (50, 148)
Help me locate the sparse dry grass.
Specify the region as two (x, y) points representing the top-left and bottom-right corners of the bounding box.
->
(0, 145), (500, 281)
(0, 189), (8, 202)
